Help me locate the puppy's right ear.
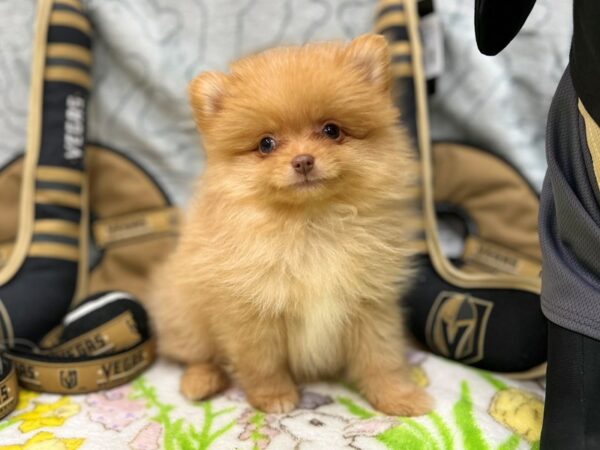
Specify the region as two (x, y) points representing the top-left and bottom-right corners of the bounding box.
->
(188, 71), (228, 125)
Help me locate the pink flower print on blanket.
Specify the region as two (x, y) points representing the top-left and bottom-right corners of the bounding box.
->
(237, 409), (280, 450)
(129, 422), (163, 450)
(343, 416), (400, 437)
(86, 385), (146, 431)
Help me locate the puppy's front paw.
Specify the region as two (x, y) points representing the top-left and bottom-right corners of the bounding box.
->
(365, 380), (433, 417)
(247, 388), (299, 414)
(180, 363), (229, 401)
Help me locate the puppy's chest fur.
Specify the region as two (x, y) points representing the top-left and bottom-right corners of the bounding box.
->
(244, 212), (405, 380)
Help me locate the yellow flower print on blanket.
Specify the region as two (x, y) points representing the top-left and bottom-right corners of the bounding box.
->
(489, 388), (544, 442)
(15, 391), (39, 412)
(0, 431), (83, 450)
(12, 398), (80, 433)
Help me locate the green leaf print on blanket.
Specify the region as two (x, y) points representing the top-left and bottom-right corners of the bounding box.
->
(339, 373), (542, 450)
(131, 377), (236, 450)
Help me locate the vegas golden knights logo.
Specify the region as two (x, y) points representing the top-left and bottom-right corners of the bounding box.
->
(425, 292), (494, 364)
(59, 370), (78, 390)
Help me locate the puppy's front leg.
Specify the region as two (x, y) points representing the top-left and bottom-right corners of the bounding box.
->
(227, 317), (299, 414)
(346, 303), (432, 417)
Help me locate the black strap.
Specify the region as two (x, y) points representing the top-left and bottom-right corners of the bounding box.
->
(0, 291), (156, 419)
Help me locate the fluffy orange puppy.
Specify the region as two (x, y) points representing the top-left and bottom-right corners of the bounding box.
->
(148, 34), (431, 416)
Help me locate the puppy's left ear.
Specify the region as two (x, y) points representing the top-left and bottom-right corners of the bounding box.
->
(344, 34), (392, 93)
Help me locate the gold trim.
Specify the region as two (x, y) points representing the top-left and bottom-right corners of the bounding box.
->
(34, 220), (80, 239)
(54, 0), (82, 10)
(0, 0), (53, 285)
(0, 300), (14, 348)
(502, 362), (547, 380)
(0, 243), (13, 268)
(392, 62), (413, 78)
(45, 66), (91, 89)
(579, 100), (600, 192)
(49, 10), (91, 35)
(29, 242), (79, 261)
(375, 11), (407, 32)
(403, 0), (540, 293)
(47, 43), (91, 65)
(463, 236), (541, 277)
(37, 166), (83, 186)
(35, 190), (81, 209)
(73, 174), (88, 306)
(390, 41), (411, 55)
(47, 311), (140, 358)
(93, 207), (181, 248)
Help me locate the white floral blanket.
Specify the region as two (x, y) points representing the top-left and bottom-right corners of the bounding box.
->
(0, 350), (544, 449)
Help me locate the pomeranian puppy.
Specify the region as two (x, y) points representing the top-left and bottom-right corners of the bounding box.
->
(148, 34), (431, 416)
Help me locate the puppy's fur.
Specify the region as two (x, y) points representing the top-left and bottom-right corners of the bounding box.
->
(148, 34), (431, 416)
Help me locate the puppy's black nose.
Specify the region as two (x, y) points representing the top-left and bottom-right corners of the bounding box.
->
(291, 154), (315, 175)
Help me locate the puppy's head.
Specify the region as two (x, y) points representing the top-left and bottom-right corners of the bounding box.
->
(189, 34), (405, 207)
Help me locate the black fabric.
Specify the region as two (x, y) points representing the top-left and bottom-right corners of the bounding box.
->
(34, 204), (80, 223)
(47, 26), (91, 51)
(474, 0), (537, 56)
(405, 255), (547, 373)
(391, 54), (411, 64)
(541, 321), (600, 449)
(35, 180), (82, 193)
(571, 0), (600, 126)
(539, 69), (600, 340)
(1, 259), (78, 343)
(38, 82), (86, 168)
(0, 359), (12, 379)
(31, 234), (78, 246)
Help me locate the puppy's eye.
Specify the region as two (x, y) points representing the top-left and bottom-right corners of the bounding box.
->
(322, 123), (341, 140)
(258, 136), (277, 155)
